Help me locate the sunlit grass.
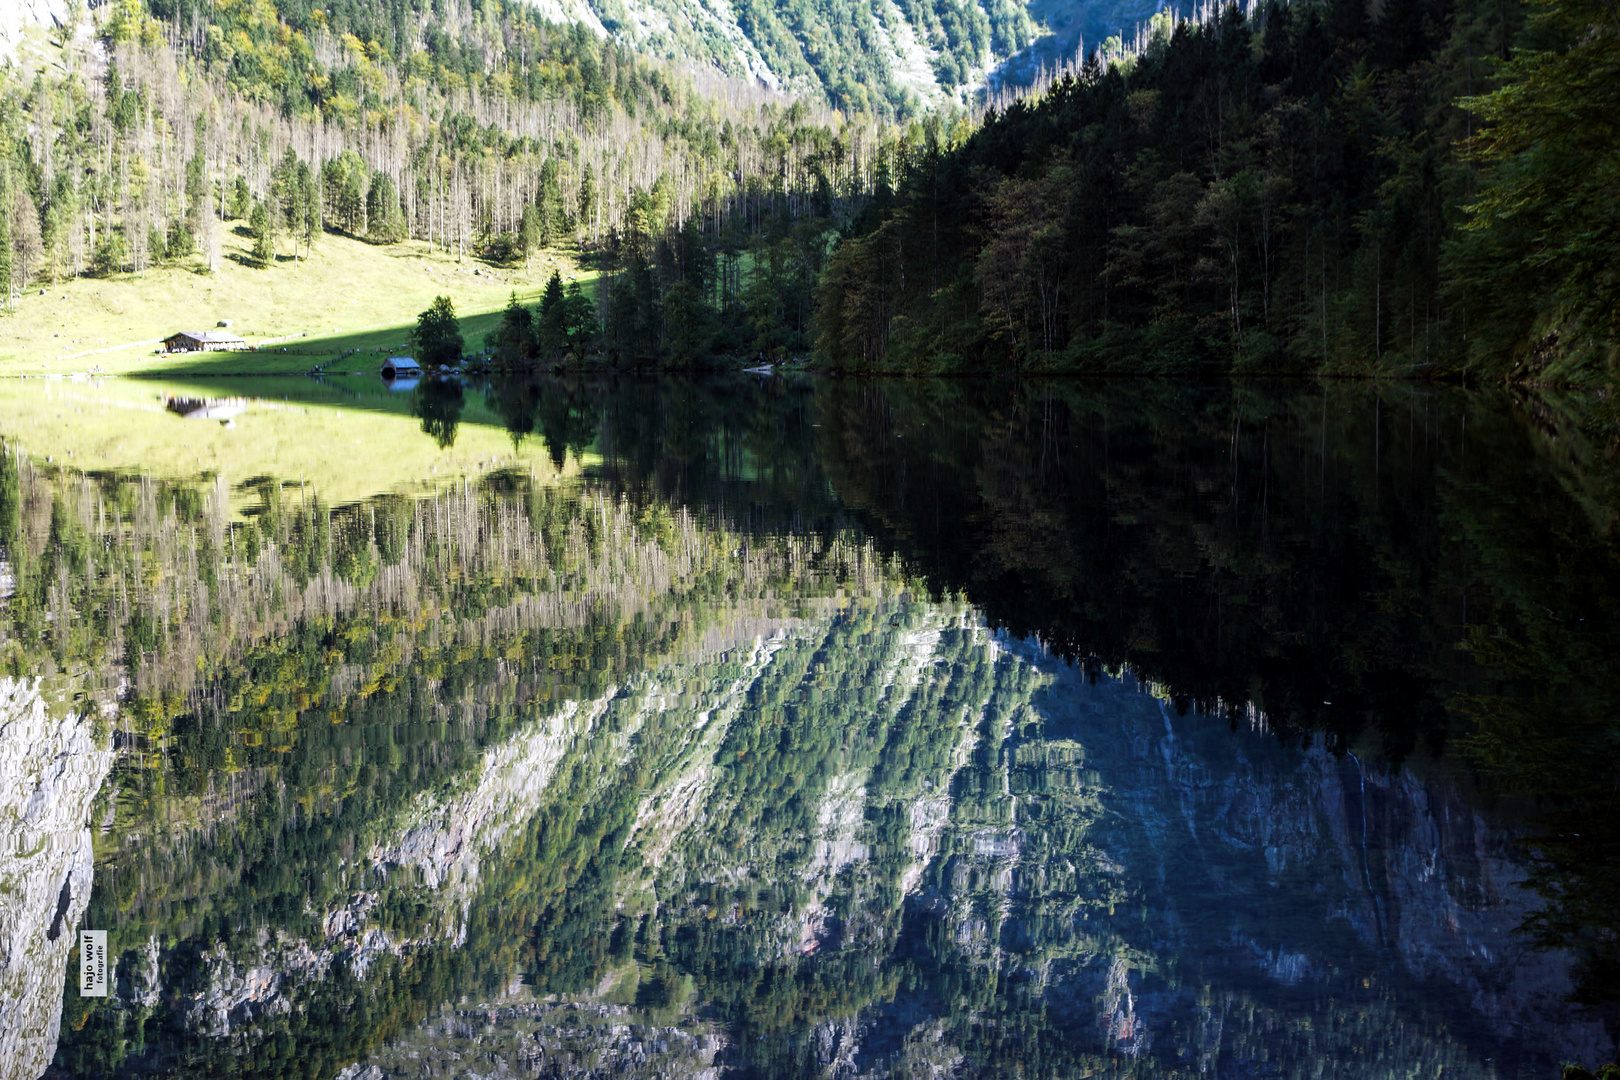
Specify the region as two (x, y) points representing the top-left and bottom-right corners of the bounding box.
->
(0, 224), (594, 377)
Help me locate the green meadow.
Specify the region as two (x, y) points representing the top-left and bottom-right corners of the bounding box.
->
(0, 222), (604, 513)
(0, 223), (592, 378)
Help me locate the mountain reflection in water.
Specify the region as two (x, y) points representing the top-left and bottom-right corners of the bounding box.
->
(0, 377), (1614, 1079)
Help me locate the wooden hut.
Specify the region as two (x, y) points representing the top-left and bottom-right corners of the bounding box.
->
(163, 330), (247, 352)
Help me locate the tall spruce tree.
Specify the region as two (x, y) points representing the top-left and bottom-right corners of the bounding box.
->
(250, 200), (275, 266)
(0, 173), (11, 314)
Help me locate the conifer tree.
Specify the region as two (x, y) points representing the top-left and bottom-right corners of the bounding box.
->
(185, 151), (206, 233)
(538, 270), (567, 358)
(538, 160), (564, 247)
(495, 291), (535, 369)
(519, 204), (542, 267)
(0, 182), (11, 315)
(250, 200), (275, 267)
(578, 165), (596, 240)
(9, 187), (42, 293)
(229, 177), (251, 221)
(296, 160), (320, 261)
(366, 175), (405, 243)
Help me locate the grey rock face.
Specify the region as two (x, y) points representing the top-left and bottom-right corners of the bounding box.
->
(0, 0), (73, 60)
(352, 622), (1613, 1078)
(0, 679), (113, 1080)
(348, 1000), (726, 1080)
(934, 656), (1616, 1071)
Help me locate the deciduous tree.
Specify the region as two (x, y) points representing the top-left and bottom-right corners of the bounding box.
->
(413, 295), (464, 366)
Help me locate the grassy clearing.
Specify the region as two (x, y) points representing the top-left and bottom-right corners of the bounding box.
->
(0, 375), (587, 514)
(0, 224), (599, 511)
(0, 223), (592, 377)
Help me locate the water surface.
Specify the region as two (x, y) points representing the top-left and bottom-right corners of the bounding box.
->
(1, 375), (1616, 1079)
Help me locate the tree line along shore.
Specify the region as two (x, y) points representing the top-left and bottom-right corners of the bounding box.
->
(0, 0), (1613, 381)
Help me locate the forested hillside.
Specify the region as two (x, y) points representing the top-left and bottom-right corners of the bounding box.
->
(5, 0), (1215, 113)
(815, 0), (1620, 381)
(3, 0), (1612, 377)
(0, 0), (915, 363)
(162, 0), (1035, 113)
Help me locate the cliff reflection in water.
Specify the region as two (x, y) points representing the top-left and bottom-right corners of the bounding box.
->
(549, 375), (1620, 1009)
(0, 376), (1612, 1079)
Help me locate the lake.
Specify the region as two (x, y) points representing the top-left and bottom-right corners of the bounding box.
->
(2, 374), (1616, 1080)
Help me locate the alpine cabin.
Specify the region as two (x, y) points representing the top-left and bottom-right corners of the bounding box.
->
(163, 330), (247, 353)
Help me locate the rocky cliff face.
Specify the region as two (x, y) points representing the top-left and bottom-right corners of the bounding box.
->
(1123, 685), (1608, 1063)
(371, 624), (803, 905)
(0, 0), (89, 63)
(886, 647), (1615, 1074)
(353, 613), (1610, 1078)
(0, 0), (1147, 105)
(339, 999), (727, 1080)
(0, 680), (112, 1080)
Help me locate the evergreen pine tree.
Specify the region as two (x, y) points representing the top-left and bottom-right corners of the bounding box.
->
(578, 164), (596, 238)
(0, 172), (10, 314)
(519, 204), (542, 267)
(538, 270), (566, 357)
(250, 200), (274, 266)
(0, 194), (11, 315)
(495, 292), (535, 369)
(229, 177), (251, 221)
(365, 174), (405, 243)
(538, 160), (564, 247)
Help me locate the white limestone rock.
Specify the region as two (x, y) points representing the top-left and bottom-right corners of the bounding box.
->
(0, 679), (113, 1080)
(0, 0), (73, 61)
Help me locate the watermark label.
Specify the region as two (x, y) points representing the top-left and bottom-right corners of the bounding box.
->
(80, 931), (107, 997)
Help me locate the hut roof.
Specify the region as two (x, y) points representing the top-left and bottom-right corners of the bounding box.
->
(166, 330), (247, 345)
(164, 396), (249, 420)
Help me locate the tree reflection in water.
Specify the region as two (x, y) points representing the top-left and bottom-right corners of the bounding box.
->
(0, 376), (1615, 1079)
(490, 376), (1620, 1016)
(411, 378), (465, 450)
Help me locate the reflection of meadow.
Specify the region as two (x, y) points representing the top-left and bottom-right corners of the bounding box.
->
(0, 377), (579, 514)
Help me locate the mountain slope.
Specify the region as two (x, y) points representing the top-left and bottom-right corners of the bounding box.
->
(503, 0), (1188, 106)
(137, 0), (1149, 113)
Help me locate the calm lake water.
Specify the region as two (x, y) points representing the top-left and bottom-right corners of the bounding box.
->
(1, 374), (1616, 1079)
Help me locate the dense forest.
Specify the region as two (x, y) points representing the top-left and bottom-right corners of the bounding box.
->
(815, 0), (1620, 380)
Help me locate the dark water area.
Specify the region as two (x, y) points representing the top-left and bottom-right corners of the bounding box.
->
(1, 374), (1617, 1080)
